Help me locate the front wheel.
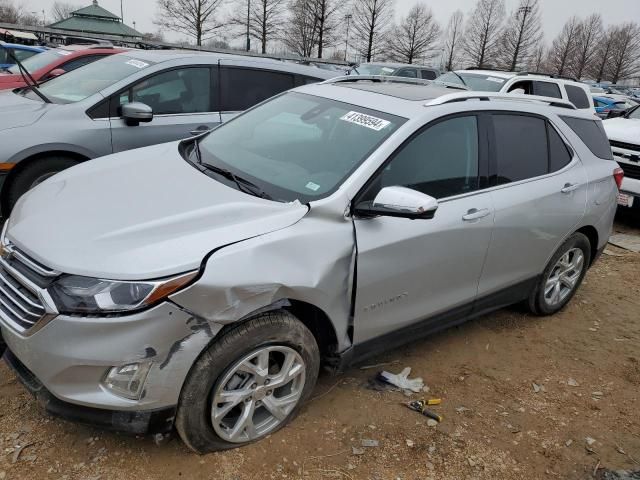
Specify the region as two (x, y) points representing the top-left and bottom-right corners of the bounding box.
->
(175, 311), (320, 453)
(528, 232), (591, 316)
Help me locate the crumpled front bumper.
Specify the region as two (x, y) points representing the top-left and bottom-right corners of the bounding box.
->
(0, 301), (222, 432)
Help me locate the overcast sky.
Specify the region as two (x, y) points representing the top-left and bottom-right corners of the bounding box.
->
(21, 0), (640, 47)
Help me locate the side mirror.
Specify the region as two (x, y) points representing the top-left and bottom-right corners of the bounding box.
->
(122, 102), (153, 126)
(354, 186), (439, 220)
(47, 68), (66, 79)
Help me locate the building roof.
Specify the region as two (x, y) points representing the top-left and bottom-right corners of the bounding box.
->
(48, 0), (142, 38)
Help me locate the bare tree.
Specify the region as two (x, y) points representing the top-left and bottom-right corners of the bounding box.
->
(155, 0), (228, 46)
(498, 0), (542, 71)
(283, 0), (320, 57)
(51, 2), (79, 22)
(463, 0), (506, 68)
(386, 3), (440, 64)
(0, 0), (20, 23)
(570, 14), (603, 80)
(526, 44), (546, 72)
(590, 27), (616, 82)
(352, 0), (395, 62)
(314, 0), (343, 58)
(143, 31), (166, 42)
(444, 10), (464, 71)
(230, 0), (286, 53)
(608, 22), (640, 83)
(547, 16), (580, 76)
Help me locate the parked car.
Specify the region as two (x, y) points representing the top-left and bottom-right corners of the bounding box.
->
(0, 50), (337, 215)
(436, 70), (595, 112)
(354, 62), (441, 80)
(0, 44), (125, 91)
(603, 105), (640, 210)
(593, 96), (630, 119)
(0, 78), (619, 452)
(0, 43), (46, 70)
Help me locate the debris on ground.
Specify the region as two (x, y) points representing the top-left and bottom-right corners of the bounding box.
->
(377, 367), (425, 393)
(568, 378), (580, 387)
(361, 439), (379, 448)
(596, 470), (640, 480)
(609, 233), (640, 253)
(407, 399), (443, 423)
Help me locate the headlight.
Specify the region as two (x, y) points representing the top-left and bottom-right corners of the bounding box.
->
(49, 271), (197, 314)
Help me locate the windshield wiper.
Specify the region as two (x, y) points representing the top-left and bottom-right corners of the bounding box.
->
(0, 41), (51, 104)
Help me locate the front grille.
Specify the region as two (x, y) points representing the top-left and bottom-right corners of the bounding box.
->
(610, 140), (640, 153)
(0, 244), (58, 333)
(619, 162), (640, 181)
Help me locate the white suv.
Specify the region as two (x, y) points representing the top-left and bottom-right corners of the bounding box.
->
(437, 70), (595, 112)
(603, 105), (640, 209)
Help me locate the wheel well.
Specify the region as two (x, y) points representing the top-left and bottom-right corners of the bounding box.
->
(2, 151), (88, 212)
(576, 225), (599, 264)
(285, 300), (339, 360)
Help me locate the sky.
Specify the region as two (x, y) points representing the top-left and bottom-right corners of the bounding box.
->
(20, 0), (640, 48)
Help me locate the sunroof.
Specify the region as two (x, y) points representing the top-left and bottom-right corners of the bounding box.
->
(337, 82), (453, 101)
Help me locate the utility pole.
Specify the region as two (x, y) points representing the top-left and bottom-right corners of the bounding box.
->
(344, 13), (352, 62)
(246, 0), (251, 51)
(120, 0), (124, 22)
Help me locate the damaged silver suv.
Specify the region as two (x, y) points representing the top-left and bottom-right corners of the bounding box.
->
(0, 77), (620, 452)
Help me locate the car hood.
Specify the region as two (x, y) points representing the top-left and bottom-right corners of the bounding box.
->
(0, 90), (48, 130)
(603, 117), (640, 145)
(7, 142), (309, 280)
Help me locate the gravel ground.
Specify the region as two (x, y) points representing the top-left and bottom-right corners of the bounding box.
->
(1, 213), (639, 480)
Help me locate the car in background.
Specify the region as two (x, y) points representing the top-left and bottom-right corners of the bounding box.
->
(436, 70), (595, 112)
(0, 45), (125, 90)
(593, 96), (631, 119)
(0, 50), (338, 214)
(0, 43), (46, 70)
(604, 105), (640, 211)
(354, 62), (441, 80)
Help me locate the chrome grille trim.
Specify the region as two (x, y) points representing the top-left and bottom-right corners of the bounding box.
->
(8, 246), (60, 278)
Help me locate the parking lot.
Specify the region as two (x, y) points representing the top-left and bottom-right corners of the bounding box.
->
(0, 212), (637, 480)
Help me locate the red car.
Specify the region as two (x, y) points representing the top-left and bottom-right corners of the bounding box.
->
(0, 45), (125, 90)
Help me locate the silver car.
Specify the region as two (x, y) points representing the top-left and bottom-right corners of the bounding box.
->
(0, 78), (620, 453)
(0, 50), (336, 214)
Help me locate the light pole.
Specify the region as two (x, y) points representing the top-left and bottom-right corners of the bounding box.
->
(344, 14), (352, 62)
(246, 0), (251, 52)
(121, 0), (124, 23)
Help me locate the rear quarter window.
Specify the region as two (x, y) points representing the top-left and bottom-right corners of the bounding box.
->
(560, 116), (613, 160)
(565, 85), (591, 109)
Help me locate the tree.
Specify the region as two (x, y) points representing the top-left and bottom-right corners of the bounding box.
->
(526, 44), (546, 72)
(155, 0), (228, 46)
(591, 27), (616, 82)
(51, 2), (79, 22)
(143, 31), (166, 42)
(444, 10), (464, 71)
(386, 3), (440, 64)
(0, 0), (20, 23)
(607, 23), (640, 83)
(283, 0), (320, 57)
(547, 16), (580, 76)
(463, 0), (505, 68)
(498, 0), (542, 71)
(314, 0), (342, 59)
(352, 0), (395, 62)
(571, 14), (603, 80)
(230, 0), (286, 54)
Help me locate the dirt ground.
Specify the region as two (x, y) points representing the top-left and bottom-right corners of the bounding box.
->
(1, 212), (639, 480)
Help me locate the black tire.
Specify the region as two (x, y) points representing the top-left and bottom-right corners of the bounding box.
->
(175, 310), (320, 454)
(0, 331), (6, 358)
(528, 232), (591, 316)
(4, 157), (79, 215)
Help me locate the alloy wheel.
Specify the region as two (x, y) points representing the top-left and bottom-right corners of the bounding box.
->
(544, 248), (585, 307)
(211, 345), (306, 443)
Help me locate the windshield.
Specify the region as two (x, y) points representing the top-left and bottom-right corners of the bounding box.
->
(355, 64), (396, 76)
(628, 106), (640, 120)
(32, 55), (154, 104)
(198, 92), (405, 203)
(7, 49), (65, 74)
(436, 72), (507, 92)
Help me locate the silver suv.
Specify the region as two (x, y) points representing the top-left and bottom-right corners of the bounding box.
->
(0, 78), (620, 453)
(0, 50), (336, 214)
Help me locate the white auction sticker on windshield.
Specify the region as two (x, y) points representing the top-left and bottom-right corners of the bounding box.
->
(486, 77), (505, 83)
(340, 111), (391, 131)
(305, 181), (321, 192)
(126, 59), (150, 69)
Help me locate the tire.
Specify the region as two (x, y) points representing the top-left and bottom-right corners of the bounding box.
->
(0, 332), (5, 358)
(528, 232), (591, 316)
(175, 310), (320, 454)
(4, 157), (79, 215)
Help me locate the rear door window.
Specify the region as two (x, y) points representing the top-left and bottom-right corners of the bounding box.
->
(492, 114), (548, 184)
(420, 69), (438, 80)
(560, 116), (614, 160)
(534, 81), (562, 99)
(565, 85), (590, 109)
(221, 67), (295, 111)
(396, 68), (418, 78)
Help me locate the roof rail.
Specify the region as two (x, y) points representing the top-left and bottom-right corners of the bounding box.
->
(515, 71), (578, 82)
(425, 92), (576, 110)
(323, 75), (468, 90)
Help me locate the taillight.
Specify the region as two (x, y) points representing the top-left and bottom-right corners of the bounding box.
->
(614, 167), (624, 190)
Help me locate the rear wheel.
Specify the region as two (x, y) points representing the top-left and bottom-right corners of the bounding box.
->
(4, 157), (79, 215)
(528, 232), (591, 315)
(175, 310), (320, 453)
